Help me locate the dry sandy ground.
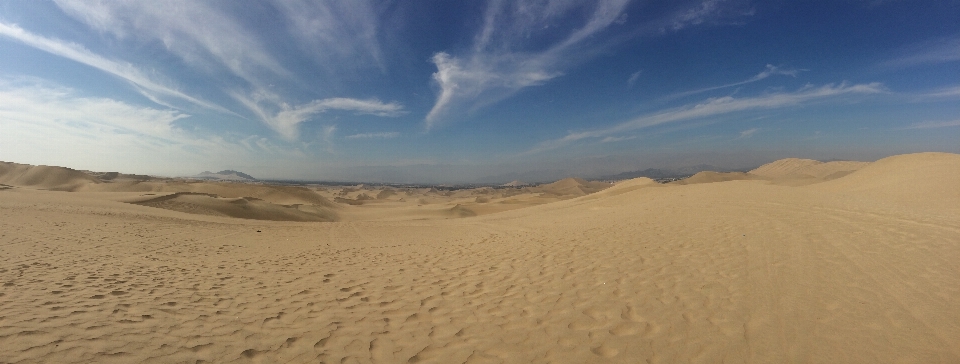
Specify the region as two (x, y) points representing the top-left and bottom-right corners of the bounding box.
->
(1, 153), (958, 363)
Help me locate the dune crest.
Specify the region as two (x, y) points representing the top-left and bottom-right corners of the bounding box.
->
(670, 171), (759, 185)
(133, 192), (337, 222)
(0, 161), (100, 191)
(750, 158), (870, 181)
(813, 152), (960, 206)
(538, 177), (611, 196)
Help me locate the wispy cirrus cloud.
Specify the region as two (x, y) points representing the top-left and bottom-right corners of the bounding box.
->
(346, 132), (400, 139)
(426, 0), (757, 129)
(54, 0), (399, 140)
(0, 79), (311, 175)
(919, 85), (960, 98)
(527, 82), (885, 153)
(601, 135), (637, 143)
(54, 0), (287, 84)
(627, 70), (642, 88)
(0, 80), (187, 140)
(0, 21), (229, 113)
(666, 64), (804, 100)
(882, 35), (960, 68)
(899, 120), (960, 130)
(273, 0), (384, 71)
(425, 0), (631, 128)
(231, 94), (404, 140)
(738, 128), (760, 138)
(645, 0), (755, 34)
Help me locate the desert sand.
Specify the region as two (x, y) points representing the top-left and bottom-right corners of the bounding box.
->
(1, 152), (958, 363)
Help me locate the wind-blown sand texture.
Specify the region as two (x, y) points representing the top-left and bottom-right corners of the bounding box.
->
(1, 153), (958, 363)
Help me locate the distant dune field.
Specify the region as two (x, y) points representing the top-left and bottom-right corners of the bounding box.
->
(1, 153), (958, 363)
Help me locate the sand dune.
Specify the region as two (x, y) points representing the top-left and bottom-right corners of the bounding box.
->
(537, 177), (612, 197)
(1, 153), (958, 363)
(0, 162), (100, 191)
(133, 192), (337, 222)
(749, 158), (870, 184)
(670, 171), (759, 185)
(814, 152), (960, 208)
(84, 181), (338, 208)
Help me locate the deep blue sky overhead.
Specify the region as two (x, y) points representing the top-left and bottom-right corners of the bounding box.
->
(0, 0), (958, 183)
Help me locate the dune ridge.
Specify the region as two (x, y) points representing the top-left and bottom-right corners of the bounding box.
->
(749, 158), (870, 182)
(0, 162), (100, 191)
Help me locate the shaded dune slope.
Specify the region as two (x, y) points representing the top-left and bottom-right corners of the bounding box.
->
(133, 192), (337, 222)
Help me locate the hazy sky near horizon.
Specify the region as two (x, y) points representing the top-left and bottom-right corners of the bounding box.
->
(0, 0), (958, 183)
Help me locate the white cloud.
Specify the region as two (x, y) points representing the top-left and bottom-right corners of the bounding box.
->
(627, 71), (642, 87)
(425, 0), (630, 128)
(346, 132), (400, 139)
(425, 0), (758, 128)
(0, 21), (228, 113)
(601, 135), (637, 143)
(53, 1), (402, 139)
(669, 0), (726, 30)
(0, 80), (254, 175)
(54, 0), (287, 84)
(320, 124), (338, 154)
(666, 64), (804, 100)
(232, 92), (404, 140)
(922, 86), (960, 98)
(0, 81), (187, 139)
(900, 120), (960, 130)
(527, 82), (885, 153)
(738, 128), (759, 138)
(882, 36), (960, 68)
(273, 0), (384, 70)
(650, 0), (755, 34)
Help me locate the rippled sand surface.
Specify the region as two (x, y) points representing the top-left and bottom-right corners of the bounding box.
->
(1, 153), (958, 363)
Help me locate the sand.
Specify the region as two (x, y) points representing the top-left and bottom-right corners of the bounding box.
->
(1, 153), (958, 363)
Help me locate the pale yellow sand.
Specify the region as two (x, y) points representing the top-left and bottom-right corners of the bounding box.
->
(1, 153), (958, 363)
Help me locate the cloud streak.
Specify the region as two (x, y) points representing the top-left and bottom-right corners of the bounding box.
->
(232, 94), (404, 140)
(0, 21), (228, 113)
(666, 64), (803, 100)
(899, 120), (960, 130)
(273, 0), (384, 70)
(627, 71), (642, 87)
(882, 36), (960, 68)
(425, 0), (758, 128)
(425, 0), (631, 128)
(0, 81), (188, 140)
(54, 0), (287, 85)
(738, 128), (759, 138)
(527, 82), (885, 153)
(345, 132), (400, 139)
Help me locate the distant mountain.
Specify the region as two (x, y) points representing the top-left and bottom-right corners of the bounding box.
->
(194, 170), (257, 181)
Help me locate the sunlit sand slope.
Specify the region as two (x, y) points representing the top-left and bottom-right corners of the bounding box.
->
(0, 152), (958, 363)
(749, 158), (871, 185)
(0, 162), (100, 191)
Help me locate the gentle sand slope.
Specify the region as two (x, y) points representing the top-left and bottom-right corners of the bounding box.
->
(0, 153), (958, 363)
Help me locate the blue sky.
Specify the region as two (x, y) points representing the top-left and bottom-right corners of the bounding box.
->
(0, 0), (958, 183)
